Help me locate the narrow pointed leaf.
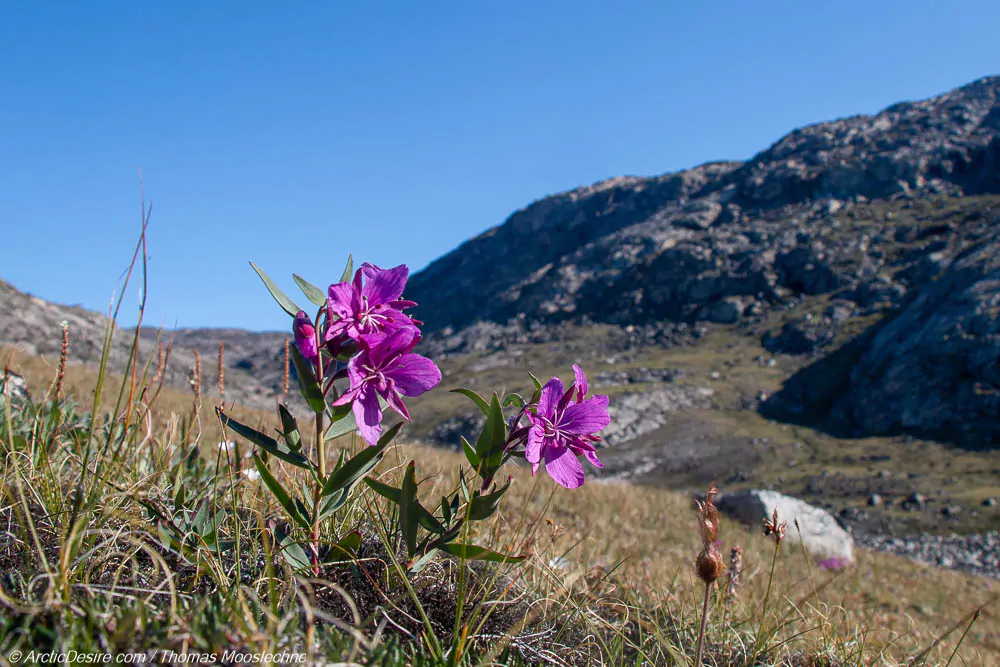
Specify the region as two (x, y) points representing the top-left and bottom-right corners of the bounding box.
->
(437, 543), (528, 564)
(468, 478), (512, 521)
(339, 254), (354, 284)
(252, 455), (311, 530)
(250, 262), (301, 318)
(461, 436), (479, 467)
(364, 477), (443, 533)
(321, 433), (392, 497)
(441, 495), (452, 526)
(279, 536), (312, 570)
(502, 393), (526, 409)
(474, 392), (506, 460)
(408, 548), (439, 573)
(290, 345), (325, 414)
(277, 404), (302, 451)
(217, 408), (312, 468)
(450, 388), (489, 416)
(326, 531), (363, 563)
(293, 273), (327, 307)
(400, 461), (419, 558)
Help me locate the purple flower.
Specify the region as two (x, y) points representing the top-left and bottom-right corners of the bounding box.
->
(332, 327), (441, 445)
(293, 311), (319, 365)
(326, 263), (418, 342)
(817, 556), (851, 571)
(525, 365), (610, 489)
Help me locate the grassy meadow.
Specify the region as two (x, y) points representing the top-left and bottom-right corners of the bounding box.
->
(1, 327), (998, 666)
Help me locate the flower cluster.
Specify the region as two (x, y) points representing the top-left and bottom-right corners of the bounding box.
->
(293, 263), (442, 445)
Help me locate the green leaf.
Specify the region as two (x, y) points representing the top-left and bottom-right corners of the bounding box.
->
(474, 392), (506, 461)
(468, 478), (511, 521)
(290, 345), (326, 414)
(408, 548), (439, 573)
(502, 393), (526, 409)
(279, 536), (313, 571)
(277, 404), (302, 452)
(450, 388), (490, 416)
(252, 455), (311, 530)
(365, 477), (444, 534)
(364, 477), (401, 504)
(292, 273), (327, 307)
(320, 430), (394, 498)
(217, 408), (312, 469)
(250, 261), (301, 318)
(325, 531), (362, 563)
(461, 436), (479, 468)
(339, 254), (354, 284)
(324, 408), (357, 442)
(437, 542), (528, 564)
(440, 495), (453, 526)
(317, 487), (349, 519)
(400, 461), (418, 558)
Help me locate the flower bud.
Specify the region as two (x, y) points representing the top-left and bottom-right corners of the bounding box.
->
(696, 545), (725, 584)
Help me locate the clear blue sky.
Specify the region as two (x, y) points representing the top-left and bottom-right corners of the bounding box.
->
(2, 2), (997, 332)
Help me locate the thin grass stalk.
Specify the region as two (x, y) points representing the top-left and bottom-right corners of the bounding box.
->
(943, 609), (981, 667)
(753, 539), (781, 657)
(694, 581), (712, 667)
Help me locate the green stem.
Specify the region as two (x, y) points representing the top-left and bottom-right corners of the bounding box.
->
(753, 540), (780, 658)
(311, 309), (326, 576)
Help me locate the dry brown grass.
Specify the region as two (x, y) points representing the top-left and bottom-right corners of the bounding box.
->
(3, 341), (998, 665)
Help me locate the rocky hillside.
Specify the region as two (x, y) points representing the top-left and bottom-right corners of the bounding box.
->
(0, 279), (284, 411)
(409, 75), (1000, 447)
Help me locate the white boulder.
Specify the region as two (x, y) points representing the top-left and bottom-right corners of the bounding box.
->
(717, 489), (854, 562)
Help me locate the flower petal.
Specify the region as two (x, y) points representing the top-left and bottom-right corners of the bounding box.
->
(353, 389), (383, 446)
(364, 326), (420, 368)
(573, 364), (588, 402)
(363, 264), (409, 304)
(525, 425), (543, 464)
(537, 377), (564, 419)
(384, 353), (441, 397)
(327, 282), (357, 319)
(583, 449), (604, 469)
(382, 386), (411, 421)
(558, 397), (611, 434)
(543, 446), (585, 489)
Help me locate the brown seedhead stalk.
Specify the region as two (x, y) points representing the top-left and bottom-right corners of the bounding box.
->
(694, 482), (723, 667)
(282, 338), (290, 400)
(152, 342), (164, 385)
(55, 320), (69, 399)
(725, 545), (743, 616)
(190, 349), (202, 419)
(217, 342), (225, 397)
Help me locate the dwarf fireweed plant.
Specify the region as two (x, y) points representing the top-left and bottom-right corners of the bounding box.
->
(216, 257), (611, 583)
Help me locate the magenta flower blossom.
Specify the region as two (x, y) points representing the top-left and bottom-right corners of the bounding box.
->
(326, 263), (418, 342)
(332, 327), (442, 445)
(525, 365), (610, 488)
(293, 310), (319, 365)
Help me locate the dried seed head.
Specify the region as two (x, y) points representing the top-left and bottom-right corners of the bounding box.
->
(217, 342), (225, 397)
(696, 545), (725, 584)
(282, 338), (290, 400)
(762, 508), (788, 545)
(55, 320), (69, 399)
(694, 481), (724, 584)
(695, 482), (720, 548)
(726, 545), (744, 608)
